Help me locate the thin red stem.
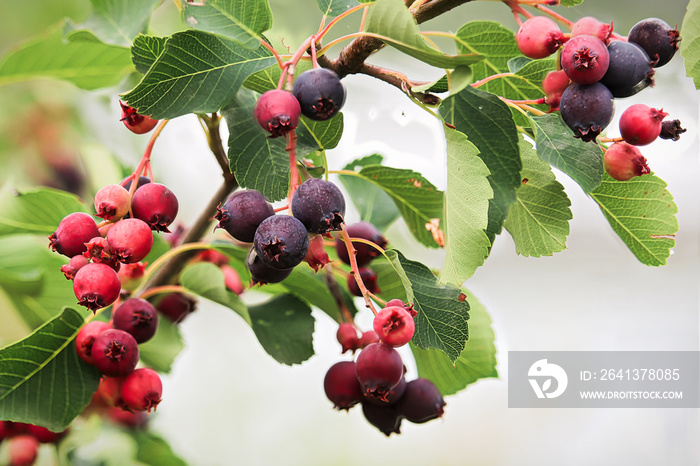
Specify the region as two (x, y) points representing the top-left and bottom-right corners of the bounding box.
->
(472, 72), (515, 88)
(286, 131), (300, 212)
(339, 223), (378, 316)
(260, 39), (284, 69)
(532, 4), (573, 28)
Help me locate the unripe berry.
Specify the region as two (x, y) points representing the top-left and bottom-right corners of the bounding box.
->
(131, 183), (179, 233)
(106, 218), (154, 263)
(75, 321), (112, 365)
(222, 264), (245, 295)
(26, 424), (68, 443)
(83, 237), (120, 272)
(560, 35), (610, 85)
(603, 142), (651, 181)
(94, 184), (131, 221)
(336, 323), (360, 354)
(619, 104), (667, 146)
(105, 406), (149, 428)
(516, 17), (566, 59)
(303, 235), (331, 272)
(542, 70), (570, 111)
(73, 263), (121, 312)
(60, 254), (89, 280)
(97, 376), (127, 408)
(373, 306), (415, 347)
(359, 330), (380, 348)
(117, 262), (146, 290)
(120, 101), (158, 134)
(7, 435), (39, 466)
(571, 16), (613, 43)
(255, 89), (301, 138)
(121, 368), (163, 413)
(49, 212), (100, 258)
(323, 361), (363, 410)
(90, 329), (140, 377)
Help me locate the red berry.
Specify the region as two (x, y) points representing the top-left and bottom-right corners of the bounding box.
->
(359, 330), (380, 348)
(26, 424), (67, 443)
(117, 262), (146, 290)
(385, 299), (417, 317)
(120, 101), (158, 134)
(106, 218), (154, 263)
(90, 329), (140, 377)
(83, 237), (120, 272)
(347, 268), (379, 297)
(105, 407), (148, 428)
(542, 70), (570, 111)
(60, 255), (89, 280)
(8, 435), (39, 466)
(560, 35), (610, 85)
(603, 142), (651, 181)
(516, 17), (566, 59)
(396, 378), (445, 424)
(619, 104), (667, 146)
(373, 305), (415, 347)
(97, 376), (127, 408)
(335, 222), (387, 267)
(75, 320), (112, 364)
(323, 361), (363, 410)
(121, 368), (162, 413)
(73, 263), (121, 312)
(94, 184), (131, 221)
(571, 16), (613, 43)
(130, 183), (179, 232)
(49, 212), (100, 258)
(336, 323), (360, 354)
(156, 293), (197, 323)
(194, 249), (230, 266)
(222, 264), (244, 295)
(355, 342), (404, 402)
(112, 298), (159, 344)
(254, 90), (301, 138)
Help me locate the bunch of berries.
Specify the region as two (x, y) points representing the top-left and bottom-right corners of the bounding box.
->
(0, 422), (69, 466)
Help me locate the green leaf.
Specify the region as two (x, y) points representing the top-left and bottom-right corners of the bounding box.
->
(66, 0), (161, 47)
(386, 250), (469, 363)
(297, 114), (345, 154)
(182, 0), (273, 49)
(0, 26), (133, 90)
(122, 30), (277, 120)
(589, 173), (678, 266)
(504, 138), (572, 257)
(531, 113), (604, 193)
(441, 86), (521, 242)
(346, 165), (444, 248)
(243, 60), (313, 94)
(440, 129), (492, 286)
(180, 262), (250, 324)
(411, 75), (449, 93)
(317, 0), (360, 16)
(134, 431), (187, 466)
(0, 308), (100, 431)
(131, 34), (167, 74)
(338, 155), (400, 231)
(0, 187), (89, 237)
(455, 21), (522, 81)
(249, 294), (314, 365)
(221, 89), (289, 201)
(364, 0), (483, 68)
(681, 0), (700, 88)
(0, 236), (47, 295)
(138, 316), (184, 374)
(411, 289), (497, 395)
(560, 0), (583, 6)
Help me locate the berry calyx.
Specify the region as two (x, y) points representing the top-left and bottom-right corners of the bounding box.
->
(49, 212), (100, 258)
(303, 235), (331, 272)
(291, 178), (346, 234)
(355, 342), (404, 401)
(121, 368), (163, 413)
(603, 142), (651, 181)
(94, 184), (131, 221)
(396, 378), (445, 424)
(106, 218), (154, 263)
(619, 104), (667, 146)
(363, 375), (407, 406)
(214, 190), (275, 243)
(515, 16), (566, 59)
(659, 119), (686, 141)
(112, 298), (159, 344)
(560, 35), (610, 85)
(323, 361), (363, 410)
(120, 101), (158, 134)
(373, 305), (415, 347)
(73, 263), (121, 312)
(293, 68), (347, 121)
(130, 183), (179, 233)
(253, 215), (309, 270)
(628, 18), (681, 68)
(255, 89), (301, 138)
(90, 329), (140, 377)
(335, 222), (387, 267)
(75, 321), (112, 365)
(336, 323), (360, 354)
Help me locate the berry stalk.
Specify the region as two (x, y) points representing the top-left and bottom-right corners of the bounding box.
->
(339, 223), (378, 315)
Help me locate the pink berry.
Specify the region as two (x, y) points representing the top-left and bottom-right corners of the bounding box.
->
(106, 218), (154, 263)
(90, 329), (140, 377)
(83, 237), (120, 272)
(355, 342), (404, 402)
(323, 361), (363, 410)
(75, 321), (112, 364)
(94, 184), (131, 221)
(603, 142), (651, 181)
(571, 16), (613, 43)
(105, 406), (148, 428)
(336, 323), (360, 354)
(121, 368), (163, 413)
(560, 35), (610, 85)
(112, 298), (159, 344)
(60, 255), (89, 280)
(373, 305), (415, 347)
(117, 262), (146, 290)
(254, 90), (301, 138)
(130, 183), (179, 233)
(48, 212), (100, 258)
(542, 70), (570, 111)
(195, 249), (230, 266)
(359, 330), (380, 348)
(221, 265), (244, 295)
(97, 376), (127, 408)
(516, 16), (566, 59)
(619, 103), (668, 146)
(120, 101), (158, 134)
(8, 435), (39, 466)
(73, 263), (121, 312)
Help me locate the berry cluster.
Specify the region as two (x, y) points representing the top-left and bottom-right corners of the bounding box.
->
(0, 422), (68, 466)
(518, 16), (684, 181)
(325, 300), (445, 435)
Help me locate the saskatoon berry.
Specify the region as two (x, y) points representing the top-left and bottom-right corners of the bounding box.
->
(75, 321), (112, 365)
(106, 407), (148, 428)
(355, 342), (404, 402)
(73, 263), (121, 311)
(293, 68), (346, 121)
(94, 184), (131, 221)
(156, 293), (197, 323)
(335, 222), (387, 267)
(386, 299), (416, 317)
(255, 89), (301, 138)
(7, 435), (39, 466)
(60, 254), (89, 280)
(560, 35), (610, 85)
(121, 368), (163, 413)
(542, 70), (570, 111)
(253, 215), (309, 270)
(131, 183), (179, 232)
(336, 323), (360, 354)
(26, 424), (67, 444)
(106, 218), (154, 264)
(112, 298), (159, 344)
(195, 249), (230, 266)
(222, 264), (245, 295)
(359, 330), (380, 348)
(373, 305), (415, 347)
(120, 101), (158, 134)
(49, 212), (100, 258)
(291, 178), (346, 234)
(559, 82), (614, 142)
(323, 361), (363, 410)
(98, 376), (127, 408)
(515, 16), (566, 59)
(117, 262), (146, 290)
(659, 119), (686, 141)
(247, 247), (293, 285)
(603, 142), (651, 181)
(215, 190), (275, 243)
(347, 268), (379, 298)
(303, 234), (331, 272)
(361, 401), (402, 436)
(600, 40), (654, 98)
(619, 104), (668, 146)
(90, 329), (140, 377)
(396, 378), (446, 424)
(121, 175), (151, 192)
(570, 16), (612, 43)
(83, 237), (120, 272)
(363, 375), (407, 406)
(628, 18), (680, 68)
